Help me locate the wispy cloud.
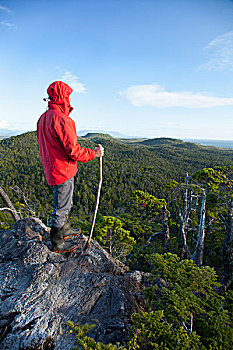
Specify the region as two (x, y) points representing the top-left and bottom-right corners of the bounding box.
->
(0, 4), (16, 30)
(199, 31), (233, 71)
(120, 84), (233, 108)
(0, 5), (11, 13)
(0, 21), (16, 30)
(61, 71), (86, 93)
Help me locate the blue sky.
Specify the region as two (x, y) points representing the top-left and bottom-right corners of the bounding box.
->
(1, 0), (233, 139)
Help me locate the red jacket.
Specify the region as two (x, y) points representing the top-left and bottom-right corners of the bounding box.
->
(37, 81), (96, 186)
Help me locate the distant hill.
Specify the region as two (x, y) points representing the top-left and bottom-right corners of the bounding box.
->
(0, 128), (25, 138)
(2, 127), (233, 150)
(82, 132), (115, 139)
(139, 137), (200, 150)
(140, 137), (186, 146)
(78, 129), (141, 139)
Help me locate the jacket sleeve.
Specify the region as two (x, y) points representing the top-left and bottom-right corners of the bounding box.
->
(54, 116), (96, 163)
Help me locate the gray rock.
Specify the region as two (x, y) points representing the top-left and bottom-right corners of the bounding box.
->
(0, 218), (145, 350)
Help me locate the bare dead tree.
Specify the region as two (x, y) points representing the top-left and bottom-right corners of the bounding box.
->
(146, 231), (162, 245)
(145, 205), (170, 250)
(191, 189), (206, 266)
(220, 200), (233, 290)
(0, 185), (51, 234)
(0, 186), (21, 222)
(161, 205), (170, 252)
(181, 313), (193, 335)
(178, 173), (191, 259)
(10, 185), (36, 215)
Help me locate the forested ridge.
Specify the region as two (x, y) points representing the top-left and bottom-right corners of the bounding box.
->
(1, 131), (233, 219)
(0, 131), (232, 349)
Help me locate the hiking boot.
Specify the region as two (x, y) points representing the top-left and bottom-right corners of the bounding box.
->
(50, 226), (79, 253)
(63, 215), (81, 240)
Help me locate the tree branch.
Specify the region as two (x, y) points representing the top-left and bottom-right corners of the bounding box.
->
(0, 186), (21, 222)
(10, 185), (35, 215)
(191, 188), (206, 266)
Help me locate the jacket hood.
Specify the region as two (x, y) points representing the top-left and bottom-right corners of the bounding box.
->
(47, 81), (74, 116)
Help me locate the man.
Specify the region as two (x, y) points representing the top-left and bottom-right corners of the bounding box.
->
(37, 81), (104, 253)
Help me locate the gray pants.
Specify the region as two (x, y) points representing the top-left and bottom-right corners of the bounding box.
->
(51, 177), (74, 228)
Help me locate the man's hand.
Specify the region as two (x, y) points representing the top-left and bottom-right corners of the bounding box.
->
(95, 144), (104, 157)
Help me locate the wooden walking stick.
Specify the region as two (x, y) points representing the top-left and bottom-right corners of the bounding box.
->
(84, 155), (103, 250)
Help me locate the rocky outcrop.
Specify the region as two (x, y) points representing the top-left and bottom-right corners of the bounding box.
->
(0, 218), (146, 350)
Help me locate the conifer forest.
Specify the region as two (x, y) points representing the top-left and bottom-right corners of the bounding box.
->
(0, 132), (232, 349)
